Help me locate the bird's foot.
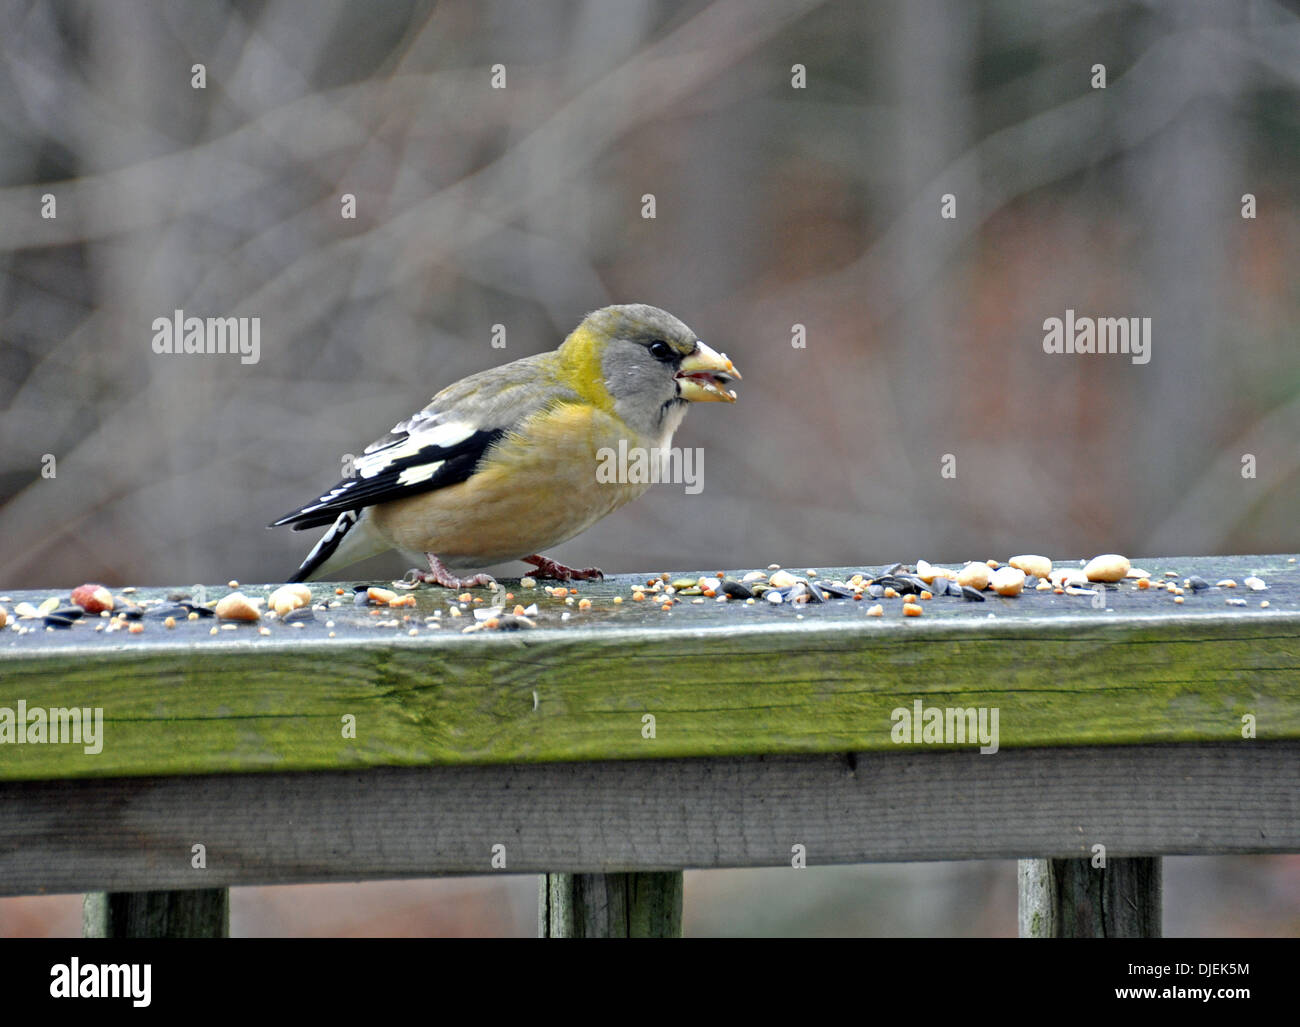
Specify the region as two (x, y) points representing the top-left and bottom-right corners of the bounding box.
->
(400, 553), (497, 589)
(523, 554), (604, 581)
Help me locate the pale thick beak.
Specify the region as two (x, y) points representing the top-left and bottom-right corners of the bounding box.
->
(675, 341), (742, 403)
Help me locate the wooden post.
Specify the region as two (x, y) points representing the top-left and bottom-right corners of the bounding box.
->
(1018, 858), (1161, 937)
(540, 873), (683, 937)
(84, 889), (229, 938)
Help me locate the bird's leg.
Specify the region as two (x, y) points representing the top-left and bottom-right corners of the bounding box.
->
(523, 554), (604, 581)
(401, 553), (497, 589)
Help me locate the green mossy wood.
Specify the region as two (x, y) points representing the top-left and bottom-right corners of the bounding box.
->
(1, 555), (1296, 782)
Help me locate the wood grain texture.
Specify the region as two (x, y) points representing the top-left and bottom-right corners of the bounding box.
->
(2, 742), (1295, 896)
(83, 889), (229, 938)
(1, 556), (1297, 781)
(1018, 858), (1161, 937)
(540, 873), (683, 937)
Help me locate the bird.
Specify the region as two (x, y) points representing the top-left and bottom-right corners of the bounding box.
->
(270, 303), (741, 588)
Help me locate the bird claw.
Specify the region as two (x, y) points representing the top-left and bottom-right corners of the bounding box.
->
(402, 555), (497, 589)
(523, 555), (604, 581)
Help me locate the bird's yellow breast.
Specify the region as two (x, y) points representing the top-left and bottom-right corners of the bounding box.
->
(367, 402), (657, 567)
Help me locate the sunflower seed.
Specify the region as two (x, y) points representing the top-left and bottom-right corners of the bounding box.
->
(720, 580), (753, 599)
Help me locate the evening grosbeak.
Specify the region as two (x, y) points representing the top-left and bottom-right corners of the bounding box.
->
(270, 304), (741, 587)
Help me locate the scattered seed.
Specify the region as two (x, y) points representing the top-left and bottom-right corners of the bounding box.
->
(1244, 576), (1267, 591)
(1009, 555), (1052, 579)
(1084, 554), (1130, 582)
(903, 602), (923, 616)
(991, 567), (1026, 596)
(866, 604), (884, 617)
(70, 584), (114, 614)
(269, 583), (312, 616)
(957, 563), (990, 590)
(215, 592), (262, 622)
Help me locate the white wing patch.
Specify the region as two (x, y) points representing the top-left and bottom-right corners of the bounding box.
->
(355, 420), (476, 478)
(396, 460), (448, 487)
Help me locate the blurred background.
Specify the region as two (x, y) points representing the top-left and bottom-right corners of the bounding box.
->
(1, 0), (1297, 935)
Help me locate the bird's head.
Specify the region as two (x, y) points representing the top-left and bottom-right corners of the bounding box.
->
(561, 303), (741, 437)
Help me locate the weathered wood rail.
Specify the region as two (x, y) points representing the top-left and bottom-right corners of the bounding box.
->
(1, 555), (1297, 936)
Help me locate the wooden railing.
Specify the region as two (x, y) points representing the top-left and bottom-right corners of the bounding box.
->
(2, 556), (1297, 936)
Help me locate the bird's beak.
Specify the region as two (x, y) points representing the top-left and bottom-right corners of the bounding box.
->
(676, 341), (742, 403)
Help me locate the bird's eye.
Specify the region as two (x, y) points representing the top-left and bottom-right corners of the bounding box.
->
(648, 340), (675, 362)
